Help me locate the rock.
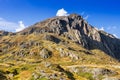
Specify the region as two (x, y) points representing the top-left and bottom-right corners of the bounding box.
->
(91, 68), (117, 76)
(69, 53), (79, 60)
(0, 30), (15, 36)
(60, 51), (69, 57)
(79, 50), (93, 55)
(28, 40), (34, 46)
(49, 73), (57, 79)
(69, 66), (118, 80)
(39, 48), (52, 59)
(102, 77), (120, 80)
(44, 62), (51, 68)
(90, 68), (118, 79)
(60, 77), (66, 80)
(43, 34), (61, 43)
(20, 43), (28, 49)
(32, 73), (39, 80)
(50, 64), (64, 72)
(58, 48), (79, 60)
(0, 30), (9, 36)
(8, 73), (14, 78)
(34, 42), (41, 46)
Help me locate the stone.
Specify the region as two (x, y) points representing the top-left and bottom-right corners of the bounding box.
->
(102, 77), (120, 80)
(32, 73), (39, 80)
(44, 62), (51, 67)
(43, 34), (61, 43)
(39, 48), (52, 59)
(91, 68), (118, 79)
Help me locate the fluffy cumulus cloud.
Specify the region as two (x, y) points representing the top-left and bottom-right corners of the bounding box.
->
(15, 21), (25, 32)
(56, 8), (69, 16)
(0, 18), (26, 32)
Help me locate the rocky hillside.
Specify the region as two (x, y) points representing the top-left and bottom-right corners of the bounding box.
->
(19, 14), (120, 60)
(0, 14), (120, 80)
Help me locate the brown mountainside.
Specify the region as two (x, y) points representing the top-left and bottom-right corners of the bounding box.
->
(0, 14), (120, 80)
(19, 14), (120, 60)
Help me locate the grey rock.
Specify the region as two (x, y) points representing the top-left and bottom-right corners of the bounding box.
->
(43, 34), (61, 43)
(102, 77), (120, 80)
(0, 30), (15, 36)
(91, 68), (118, 79)
(60, 77), (66, 80)
(44, 62), (51, 67)
(39, 48), (52, 59)
(32, 73), (39, 80)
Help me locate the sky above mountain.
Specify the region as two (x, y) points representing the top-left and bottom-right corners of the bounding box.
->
(0, 0), (120, 38)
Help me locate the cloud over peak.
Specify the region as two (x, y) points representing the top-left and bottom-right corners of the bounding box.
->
(56, 8), (69, 16)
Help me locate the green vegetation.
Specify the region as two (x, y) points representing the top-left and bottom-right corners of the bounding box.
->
(78, 72), (94, 80)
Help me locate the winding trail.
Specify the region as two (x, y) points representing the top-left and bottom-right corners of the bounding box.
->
(64, 64), (120, 69)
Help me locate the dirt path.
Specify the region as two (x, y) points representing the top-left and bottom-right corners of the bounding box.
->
(65, 64), (120, 69)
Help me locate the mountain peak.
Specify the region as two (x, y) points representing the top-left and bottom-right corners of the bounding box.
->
(18, 14), (120, 60)
(1, 13), (120, 80)
(69, 13), (82, 18)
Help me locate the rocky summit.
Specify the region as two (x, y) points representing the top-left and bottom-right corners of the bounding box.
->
(0, 14), (120, 80)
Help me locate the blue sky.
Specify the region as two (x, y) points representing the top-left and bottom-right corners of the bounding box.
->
(0, 0), (120, 38)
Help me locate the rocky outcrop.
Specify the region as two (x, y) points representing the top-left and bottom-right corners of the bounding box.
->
(0, 30), (15, 36)
(57, 48), (80, 60)
(69, 66), (118, 80)
(42, 34), (61, 43)
(39, 48), (52, 59)
(102, 77), (120, 80)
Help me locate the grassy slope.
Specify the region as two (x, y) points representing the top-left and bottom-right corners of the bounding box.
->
(0, 33), (120, 80)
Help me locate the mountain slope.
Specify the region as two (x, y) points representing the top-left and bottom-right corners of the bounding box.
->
(19, 14), (120, 60)
(0, 14), (120, 80)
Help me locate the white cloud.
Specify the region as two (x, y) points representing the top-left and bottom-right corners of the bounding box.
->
(15, 21), (25, 32)
(83, 15), (89, 20)
(99, 27), (104, 31)
(0, 18), (26, 32)
(56, 8), (69, 16)
(0, 19), (18, 31)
